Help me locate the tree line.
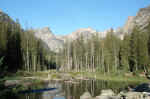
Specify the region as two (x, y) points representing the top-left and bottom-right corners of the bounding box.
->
(0, 20), (57, 76)
(57, 23), (150, 74)
(0, 17), (150, 75)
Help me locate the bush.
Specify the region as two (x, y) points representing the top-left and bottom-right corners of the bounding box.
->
(132, 71), (138, 76)
(0, 56), (8, 77)
(16, 70), (32, 77)
(0, 56), (4, 67)
(51, 73), (61, 79)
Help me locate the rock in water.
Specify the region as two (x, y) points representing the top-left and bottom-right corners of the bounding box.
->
(100, 89), (115, 96)
(80, 92), (92, 99)
(119, 91), (150, 99)
(133, 83), (150, 92)
(95, 89), (120, 99)
(124, 92), (146, 99)
(5, 80), (21, 87)
(96, 96), (121, 99)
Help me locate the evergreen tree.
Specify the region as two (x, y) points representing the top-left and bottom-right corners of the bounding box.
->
(120, 34), (130, 71)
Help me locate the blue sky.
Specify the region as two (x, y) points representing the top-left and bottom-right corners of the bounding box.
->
(1, 0), (150, 35)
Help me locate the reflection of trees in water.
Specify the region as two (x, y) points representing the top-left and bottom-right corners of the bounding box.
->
(17, 92), (42, 99)
(90, 79), (95, 96)
(62, 79), (138, 99)
(42, 82), (65, 99)
(18, 81), (65, 99)
(15, 80), (139, 99)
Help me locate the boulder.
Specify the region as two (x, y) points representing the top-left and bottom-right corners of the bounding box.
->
(96, 96), (120, 99)
(119, 91), (150, 99)
(100, 89), (115, 96)
(95, 89), (121, 99)
(80, 92), (92, 99)
(124, 92), (143, 99)
(133, 83), (150, 92)
(5, 80), (21, 87)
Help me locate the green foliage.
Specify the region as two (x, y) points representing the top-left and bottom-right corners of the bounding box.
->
(51, 73), (61, 79)
(0, 56), (4, 66)
(0, 18), (55, 74)
(119, 34), (130, 71)
(69, 72), (80, 77)
(128, 26), (149, 72)
(15, 70), (32, 77)
(58, 23), (150, 75)
(1, 12), (150, 77)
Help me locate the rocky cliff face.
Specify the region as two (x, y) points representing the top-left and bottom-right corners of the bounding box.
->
(65, 27), (96, 41)
(135, 5), (150, 28)
(123, 16), (135, 33)
(34, 27), (64, 52)
(122, 5), (150, 34)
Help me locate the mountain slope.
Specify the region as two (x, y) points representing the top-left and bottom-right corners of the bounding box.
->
(34, 27), (64, 52)
(0, 9), (15, 25)
(122, 5), (150, 33)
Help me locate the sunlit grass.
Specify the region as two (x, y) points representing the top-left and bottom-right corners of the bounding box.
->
(2, 70), (149, 84)
(81, 72), (149, 83)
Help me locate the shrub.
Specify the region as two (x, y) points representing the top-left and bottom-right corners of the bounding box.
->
(0, 56), (4, 67)
(51, 73), (61, 79)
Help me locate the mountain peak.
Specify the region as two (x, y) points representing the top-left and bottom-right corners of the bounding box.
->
(64, 27), (97, 40)
(35, 27), (54, 38)
(42, 27), (50, 30)
(139, 5), (150, 12)
(73, 27), (96, 34)
(40, 27), (52, 34)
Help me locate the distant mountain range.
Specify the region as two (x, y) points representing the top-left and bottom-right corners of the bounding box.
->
(0, 5), (150, 52)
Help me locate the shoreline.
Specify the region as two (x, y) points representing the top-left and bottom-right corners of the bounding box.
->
(2, 71), (149, 88)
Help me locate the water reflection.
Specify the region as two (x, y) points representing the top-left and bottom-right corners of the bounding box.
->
(42, 81), (65, 99)
(1, 79), (140, 99)
(62, 79), (138, 99)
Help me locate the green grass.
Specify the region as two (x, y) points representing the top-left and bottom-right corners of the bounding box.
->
(0, 76), (22, 82)
(51, 73), (61, 79)
(81, 72), (149, 83)
(1, 70), (149, 84)
(1, 70), (149, 95)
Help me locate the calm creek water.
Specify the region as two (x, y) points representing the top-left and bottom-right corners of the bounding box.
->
(0, 79), (141, 99)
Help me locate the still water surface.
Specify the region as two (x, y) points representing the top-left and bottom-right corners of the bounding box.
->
(1, 79), (140, 99)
